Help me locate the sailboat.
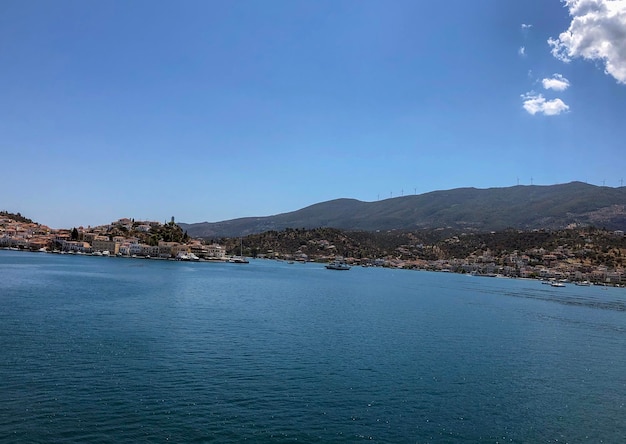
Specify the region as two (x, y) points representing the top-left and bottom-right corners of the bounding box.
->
(229, 238), (249, 263)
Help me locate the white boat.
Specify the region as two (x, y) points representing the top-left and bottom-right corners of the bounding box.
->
(325, 260), (351, 270)
(575, 280), (591, 286)
(175, 251), (199, 261)
(550, 282), (566, 287)
(229, 238), (249, 263)
(229, 256), (249, 264)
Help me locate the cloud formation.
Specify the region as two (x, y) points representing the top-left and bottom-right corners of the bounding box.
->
(521, 92), (570, 116)
(548, 0), (626, 84)
(517, 24), (571, 116)
(542, 73), (571, 91)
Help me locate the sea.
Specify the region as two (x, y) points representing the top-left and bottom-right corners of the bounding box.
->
(1, 250), (624, 443)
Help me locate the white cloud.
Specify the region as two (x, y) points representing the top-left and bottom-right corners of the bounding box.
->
(548, 0), (626, 84)
(519, 46), (526, 56)
(521, 92), (570, 116)
(521, 23), (533, 29)
(542, 73), (571, 91)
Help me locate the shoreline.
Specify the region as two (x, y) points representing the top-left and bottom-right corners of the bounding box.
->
(2, 247), (623, 288)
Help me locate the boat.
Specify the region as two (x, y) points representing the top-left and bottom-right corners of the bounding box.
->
(175, 251), (199, 261)
(229, 239), (249, 264)
(550, 282), (566, 287)
(229, 256), (249, 264)
(325, 260), (351, 270)
(575, 280), (591, 286)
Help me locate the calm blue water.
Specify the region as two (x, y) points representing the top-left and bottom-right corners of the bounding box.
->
(1, 251), (624, 443)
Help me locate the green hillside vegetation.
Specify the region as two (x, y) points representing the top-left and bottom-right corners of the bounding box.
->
(214, 226), (626, 269)
(215, 227), (420, 259)
(181, 182), (626, 238)
(111, 220), (189, 245)
(71, 220), (189, 246)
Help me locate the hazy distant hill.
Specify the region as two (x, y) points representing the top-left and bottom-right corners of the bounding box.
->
(180, 182), (626, 238)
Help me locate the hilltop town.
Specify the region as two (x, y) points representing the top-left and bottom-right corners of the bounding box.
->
(0, 213), (227, 261)
(2, 212), (626, 286)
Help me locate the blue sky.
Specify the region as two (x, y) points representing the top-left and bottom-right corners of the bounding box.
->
(2, 0), (625, 228)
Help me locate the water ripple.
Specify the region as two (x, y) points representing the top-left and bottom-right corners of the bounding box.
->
(1, 252), (624, 442)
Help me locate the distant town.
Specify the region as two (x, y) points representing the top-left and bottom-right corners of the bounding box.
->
(0, 214), (228, 261)
(2, 211), (625, 287)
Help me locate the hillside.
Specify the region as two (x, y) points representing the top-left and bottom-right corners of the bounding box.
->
(181, 182), (626, 238)
(0, 211), (34, 224)
(221, 226), (626, 272)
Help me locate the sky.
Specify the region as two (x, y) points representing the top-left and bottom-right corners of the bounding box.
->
(2, 0), (626, 229)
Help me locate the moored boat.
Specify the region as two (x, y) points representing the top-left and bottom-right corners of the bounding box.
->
(325, 260), (350, 270)
(229, 256), (249, 263)
(229, 238), (249, 263)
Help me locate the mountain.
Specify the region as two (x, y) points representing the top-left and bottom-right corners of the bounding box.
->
(180, 182), (626, 239)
